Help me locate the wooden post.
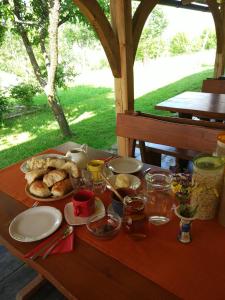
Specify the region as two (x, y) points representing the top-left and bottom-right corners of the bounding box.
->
(110, 0), (134, 157)
(207, 0), (225, 77)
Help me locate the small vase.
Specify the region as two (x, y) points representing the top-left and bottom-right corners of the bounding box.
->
(175, 206), (196, 244)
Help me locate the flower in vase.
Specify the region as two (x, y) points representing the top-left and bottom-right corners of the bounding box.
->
(172, 173), (198, 218)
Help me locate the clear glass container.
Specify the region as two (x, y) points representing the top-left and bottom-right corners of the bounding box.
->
(191, 155), (224, 220)
(145, 172), (175, 225)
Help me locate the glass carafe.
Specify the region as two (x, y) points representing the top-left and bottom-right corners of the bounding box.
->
(145, 172), (175, 225)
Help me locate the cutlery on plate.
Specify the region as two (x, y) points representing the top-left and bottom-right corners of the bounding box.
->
(29, 225), (71, 260)
(42, 226), (73, 259)
(32, 201), (39, 207)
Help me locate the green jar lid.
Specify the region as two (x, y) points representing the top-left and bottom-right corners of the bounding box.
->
(193, 155), (224, 170)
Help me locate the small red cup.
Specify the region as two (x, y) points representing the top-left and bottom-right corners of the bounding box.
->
(72, 190), (95, 217)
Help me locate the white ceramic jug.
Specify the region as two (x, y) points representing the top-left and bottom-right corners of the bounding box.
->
(65, 144), (88, 169)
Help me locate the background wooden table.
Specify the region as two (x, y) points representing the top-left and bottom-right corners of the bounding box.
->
(155, 91), (225, 119)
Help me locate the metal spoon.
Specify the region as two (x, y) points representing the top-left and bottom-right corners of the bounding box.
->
(101, 173), (124, 202)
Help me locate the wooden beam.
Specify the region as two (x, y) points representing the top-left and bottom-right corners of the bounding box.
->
(110, 0), (134, 156)
(73, 0), (121, 78)
(207, 0), (225, 77)
(16, 275), (46, 300)
(132, 0), (158, 61)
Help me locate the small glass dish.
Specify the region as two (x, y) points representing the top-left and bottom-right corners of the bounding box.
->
(86, 213), (121, 239)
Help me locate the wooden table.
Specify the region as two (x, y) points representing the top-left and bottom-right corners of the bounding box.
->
(155, 91), (225, 119)
(1, 142), (225, 300)
(0, 142), (175, 300)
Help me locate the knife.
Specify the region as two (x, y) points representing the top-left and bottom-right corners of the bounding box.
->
(29, 225), (71, 260)
(42, 226), (73, 259)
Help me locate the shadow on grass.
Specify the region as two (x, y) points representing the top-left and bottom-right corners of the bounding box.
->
(0, 86), (116, 168)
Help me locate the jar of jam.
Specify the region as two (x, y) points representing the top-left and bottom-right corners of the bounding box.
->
(215, 132), (225, 159)
(123, 196), (148, 239)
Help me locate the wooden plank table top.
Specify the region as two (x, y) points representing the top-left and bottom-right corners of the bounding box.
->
(155, 91), (225, 119)
(0, 142), (175, 300)
(1, 142), (225, 300)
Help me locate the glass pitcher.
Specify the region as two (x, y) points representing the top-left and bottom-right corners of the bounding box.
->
(145, 172), (175, 225)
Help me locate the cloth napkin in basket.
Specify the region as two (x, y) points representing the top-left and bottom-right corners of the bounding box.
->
(24, 229), (74, 258)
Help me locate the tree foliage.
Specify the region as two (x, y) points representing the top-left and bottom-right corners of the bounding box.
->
(136, 7), (168, 61)
(0, 0), (109, 136)
(169, 32), (190, 56)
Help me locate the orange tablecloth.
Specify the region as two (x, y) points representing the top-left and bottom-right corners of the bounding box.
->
(1, 150), (225, 300)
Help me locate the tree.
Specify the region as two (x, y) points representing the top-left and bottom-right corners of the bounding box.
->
(169, 32), (190, 56)
(136, 7), (168, 62)
(0, 0), (109, 137)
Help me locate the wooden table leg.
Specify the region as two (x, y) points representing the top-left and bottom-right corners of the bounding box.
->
(16, 274), (46, 300)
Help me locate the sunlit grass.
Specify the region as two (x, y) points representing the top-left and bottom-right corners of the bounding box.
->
(0, 69), (213, 168)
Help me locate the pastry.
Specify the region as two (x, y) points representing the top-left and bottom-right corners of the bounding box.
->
(25, 169), (48, 185)
(26, 157), (48, 171)
(29, 180), (51, 198)
(46, 158), (66, 169)
(115, 174), (130, 188)
(51, 178), (73, 197)
(62, 161), (79, 178)
(43, 169), (67, 187)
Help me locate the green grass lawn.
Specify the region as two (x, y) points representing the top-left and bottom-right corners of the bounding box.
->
(0, 68), (213, 169)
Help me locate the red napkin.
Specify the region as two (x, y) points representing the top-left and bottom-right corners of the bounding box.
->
(24, 229), (74, 258)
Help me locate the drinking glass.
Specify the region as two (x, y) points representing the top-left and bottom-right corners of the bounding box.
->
(145, 172), (175, 225)
(123, 195), (149, 239)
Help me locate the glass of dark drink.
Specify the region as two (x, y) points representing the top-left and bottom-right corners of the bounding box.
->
(123, 195), (149, 239)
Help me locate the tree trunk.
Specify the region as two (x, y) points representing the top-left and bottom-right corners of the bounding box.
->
(12, 0), (72, 137)
(47, 0), (72, 137)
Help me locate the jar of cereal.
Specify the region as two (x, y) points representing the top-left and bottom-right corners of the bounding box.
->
(191, 155), (224, 220)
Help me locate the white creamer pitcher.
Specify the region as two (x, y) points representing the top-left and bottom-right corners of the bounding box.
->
(65, 144), (88, 169)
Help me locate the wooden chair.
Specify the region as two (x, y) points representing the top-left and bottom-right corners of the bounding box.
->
(116, 111), (225, 169)
(202, 79), (225, 94)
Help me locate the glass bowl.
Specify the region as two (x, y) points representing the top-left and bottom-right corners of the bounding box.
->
(86, 213), (121, 239)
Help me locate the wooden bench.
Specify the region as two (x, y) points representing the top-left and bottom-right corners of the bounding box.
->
(202, 79), (225, 94)
(116, 111), (225, 168)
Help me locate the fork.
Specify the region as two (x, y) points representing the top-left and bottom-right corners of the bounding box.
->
(32, 201), (39, 207)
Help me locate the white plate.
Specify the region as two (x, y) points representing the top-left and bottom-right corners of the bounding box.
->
(108, 157), (143, 174)
(9, 206), (62, 242)
(64, 198), (105, 226)
(108, 174), (141, 190)
(20, 154), (66, 173)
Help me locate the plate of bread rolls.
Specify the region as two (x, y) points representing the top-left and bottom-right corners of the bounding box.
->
(24, 156), (79, 201)
(20, 154), (67, 173)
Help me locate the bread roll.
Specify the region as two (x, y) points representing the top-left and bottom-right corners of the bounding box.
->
(51, 178), (73, 197)
(29, 180), (51, 198)
(26, 157), (48, 171)
(62, 161), (79, 178)
(46, 158), (66, 169)
(115, 174), (130, 188)
(25, 169), (48, 185)
(43, 169), (67, 187)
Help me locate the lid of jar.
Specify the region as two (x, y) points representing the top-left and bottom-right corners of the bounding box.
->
(193, 155), (224, 170)
(217, 132), (225, 144)
(145, 172), (172, 189)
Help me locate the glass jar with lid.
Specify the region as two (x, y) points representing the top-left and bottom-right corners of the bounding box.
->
(215, 132), (225, 159)
(145, 172), (175, 225)
(191, 155), (224, 220)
